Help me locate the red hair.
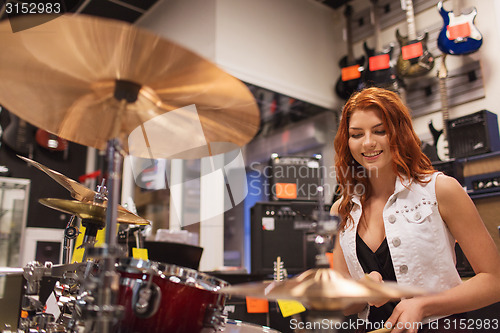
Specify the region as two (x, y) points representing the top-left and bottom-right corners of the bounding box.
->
(334, 87), (434, 230)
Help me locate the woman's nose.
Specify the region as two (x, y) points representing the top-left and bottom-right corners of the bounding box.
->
(363, 134), (376, 148)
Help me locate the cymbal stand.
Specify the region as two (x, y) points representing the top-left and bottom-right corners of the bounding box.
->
(63, 215), (79, 264)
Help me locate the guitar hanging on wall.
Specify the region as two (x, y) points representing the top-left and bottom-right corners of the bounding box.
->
(428, 55), (450, 162)
(2, 111), (37, 158)
(362, 0), (402, 92)
(335, 4), (365, 100)
(437, 0), (482, 55)
(396, 0), (435, 78)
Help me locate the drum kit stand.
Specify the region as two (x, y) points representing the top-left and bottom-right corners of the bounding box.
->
(0, 13), (428, 333)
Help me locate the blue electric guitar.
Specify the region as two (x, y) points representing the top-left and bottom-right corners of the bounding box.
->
(437, 0), (482, 55)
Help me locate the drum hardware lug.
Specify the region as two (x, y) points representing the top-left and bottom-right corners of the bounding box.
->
(203, 304), (227, 332)
(131, 278), (162, 318)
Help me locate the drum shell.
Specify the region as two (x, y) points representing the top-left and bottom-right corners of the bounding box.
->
(115, 259), (227, 333)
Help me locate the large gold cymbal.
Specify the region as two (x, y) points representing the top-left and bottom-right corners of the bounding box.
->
(221, 268), (428, 311)
(39, 198), (150, 225)
(0, 14), (260, 159)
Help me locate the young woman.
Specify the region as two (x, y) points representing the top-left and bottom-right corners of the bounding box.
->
(331, 87), (500, 333)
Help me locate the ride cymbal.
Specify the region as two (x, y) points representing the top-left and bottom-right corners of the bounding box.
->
(0, 14), (260, 159)
(39, 198), (150, 225)
(221, 268), (429, 311)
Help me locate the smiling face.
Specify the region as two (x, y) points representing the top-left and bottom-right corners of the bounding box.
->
(348, 108), (393, 177)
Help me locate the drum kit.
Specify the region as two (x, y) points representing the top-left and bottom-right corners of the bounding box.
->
(0, 13), (428, 333)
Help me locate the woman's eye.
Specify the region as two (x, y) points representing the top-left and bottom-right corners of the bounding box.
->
(374, 130), (386, 135)
(350, 133), (362, 138)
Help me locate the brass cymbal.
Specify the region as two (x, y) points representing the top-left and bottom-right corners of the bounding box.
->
(39, 198), (150, 225)
(18, 155), (97, 202)
(0, 14), (259, 159)
(221, 268), (428, 311)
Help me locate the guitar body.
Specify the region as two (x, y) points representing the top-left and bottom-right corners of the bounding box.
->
(2, 112), (37, 156)
(36, 129), (69, 152)
(437, 1), (482, 55)
(335, 55), (365, 100)
(396, 30), (435, 78)
(362, 43), (403, 92)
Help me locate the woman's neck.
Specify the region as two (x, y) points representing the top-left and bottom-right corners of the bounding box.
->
(368, 169), (397, 199)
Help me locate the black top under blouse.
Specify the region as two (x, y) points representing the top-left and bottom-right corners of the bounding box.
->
(356, 232), (399, 323)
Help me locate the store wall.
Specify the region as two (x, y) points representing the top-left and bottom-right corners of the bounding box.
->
(140, 0), (500, 142)
(138, 0), (340, 109)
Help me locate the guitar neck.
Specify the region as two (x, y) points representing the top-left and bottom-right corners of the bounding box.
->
(404, 0), (417, 40)
(371, 0), (382, 52)
(438, 55), (449, 140)
(344, 5), (355, 62)
(438, 78), (449, 139)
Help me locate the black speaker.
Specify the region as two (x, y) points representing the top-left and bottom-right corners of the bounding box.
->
(269, 155), (321, 201)
(250, 201), (322, 276)
(447, 110), (500, 159)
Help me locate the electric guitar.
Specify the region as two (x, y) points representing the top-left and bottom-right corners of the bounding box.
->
(362, 0), (402, 92)
(0, 106), (10, 176)
(396, 0), (435, 78)
(335, 5), (365, 100)
(428, 55), (450, 161)
(2, 111), (36, 158)
(35, 129), (68, 152)
(437, 0), (482, 55)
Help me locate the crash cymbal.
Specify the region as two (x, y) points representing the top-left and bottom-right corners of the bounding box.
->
(0, 14), (259, 159)
(39, 198), (150, 225)
(18, 155), (97, 202)
(221, 268), (429, 311)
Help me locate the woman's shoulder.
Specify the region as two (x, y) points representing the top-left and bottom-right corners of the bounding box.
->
(330, 197), (342, 215)
(435, 172), (465, 197)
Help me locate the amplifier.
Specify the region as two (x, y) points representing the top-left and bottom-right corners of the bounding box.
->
(447, 110), (500, 159)
(250, 201), (322, 275)
(269, 155), (321, 201)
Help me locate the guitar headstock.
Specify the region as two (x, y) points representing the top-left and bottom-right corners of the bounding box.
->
(273, 256), (287, 282)
(343, 4), (353, 18)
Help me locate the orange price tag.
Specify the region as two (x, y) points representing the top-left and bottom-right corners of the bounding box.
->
(369, 54), (391, 71)
(447, 22), (471, 40)
(246, 297), (269, 313)
(341, 64), (361, 81)
(401, 42), (423, 60)
(275, 183), (297, 199)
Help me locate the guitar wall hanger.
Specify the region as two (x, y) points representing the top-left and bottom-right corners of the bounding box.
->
(348, 0), (441, 44)
(405, 60), (484, 117)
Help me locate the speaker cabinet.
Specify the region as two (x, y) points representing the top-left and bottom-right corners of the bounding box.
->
(471, 192), (500, 253)
(447, 110), (500, 159)
(250, 201), (321, 275)
(269, 155), (321, 201)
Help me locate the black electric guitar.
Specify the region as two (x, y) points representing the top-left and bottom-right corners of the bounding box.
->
(0, 106), (10, 176)
(396, 0), (435, 78)
(428, 55), (450, 161)
(335, 5), (365, 100)
(362, 0), (402, 92)
(2, 111), (37, 158)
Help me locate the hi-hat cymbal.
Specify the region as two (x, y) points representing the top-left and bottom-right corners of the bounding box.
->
(0, 14), (260, 159)
(18, 155), (97, 202)
(18, 155), (137, 215)
(221, 268), (428, 311)
(39, 198), (150, 225)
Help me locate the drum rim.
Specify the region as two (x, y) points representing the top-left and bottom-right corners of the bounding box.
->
(116, 257), (229, 291)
